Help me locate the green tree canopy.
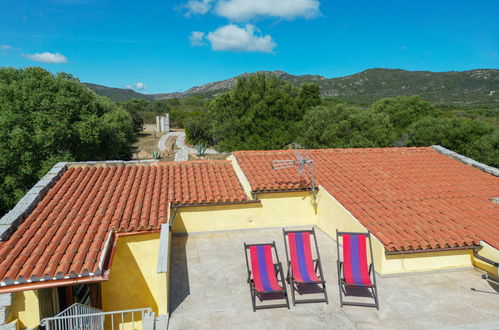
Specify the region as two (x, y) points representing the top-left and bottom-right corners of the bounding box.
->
(0, 67), (135, 215)
(371, 95), (437, 130)
(209, 74), (320, 151)
(184, 112), (214, 145)
(298, 104), (396, 148)
(407, 116), (498, 166)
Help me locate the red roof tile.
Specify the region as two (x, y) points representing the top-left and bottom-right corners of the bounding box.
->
(234, 147), (499, 251)
(0, 160), (247, 286)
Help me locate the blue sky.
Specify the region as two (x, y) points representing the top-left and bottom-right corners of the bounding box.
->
(0, 0), (498, 94)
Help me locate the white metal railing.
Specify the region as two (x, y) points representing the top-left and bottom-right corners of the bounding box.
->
(40, 304), (153, 330)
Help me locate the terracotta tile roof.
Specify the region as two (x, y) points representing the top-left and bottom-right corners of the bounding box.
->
(234, 147), (499, 252)
(0, 160), (247, 286)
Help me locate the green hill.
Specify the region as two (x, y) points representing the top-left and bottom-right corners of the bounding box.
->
(83, 83), (153, 102)
(85, 68), (499, 107)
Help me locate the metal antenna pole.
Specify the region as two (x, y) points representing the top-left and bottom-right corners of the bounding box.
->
(271, 149), (318, 212)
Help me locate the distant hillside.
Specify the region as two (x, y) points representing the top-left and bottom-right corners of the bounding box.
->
(86, 69), (499, 106)
(84, 83), (152, 102)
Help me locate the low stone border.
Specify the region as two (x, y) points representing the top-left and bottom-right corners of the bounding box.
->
(432, 145), (499, 177)
(157, 131), (219, 162)
(0, 162), (68, 241)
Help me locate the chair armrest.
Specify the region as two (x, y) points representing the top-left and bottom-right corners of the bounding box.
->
(369, 264), (373, 275)
(247, 270), (251, 283)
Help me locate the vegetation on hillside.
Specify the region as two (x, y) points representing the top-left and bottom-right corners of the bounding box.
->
(85, 69), (499, 107)
(118, 96), (208, 128)
(0, 67), (135, 216)
(178, 76), (497, 167)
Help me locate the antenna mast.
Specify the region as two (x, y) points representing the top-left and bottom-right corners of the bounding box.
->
(271, 150), (318, 210)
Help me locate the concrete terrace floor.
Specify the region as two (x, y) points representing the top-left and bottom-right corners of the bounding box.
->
(168, 227), (499, 330)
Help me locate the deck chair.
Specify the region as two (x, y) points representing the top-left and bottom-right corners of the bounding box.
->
(336, 230), (379, 309)
(283, 228), (328, 305)
(244, 242), (290, 312)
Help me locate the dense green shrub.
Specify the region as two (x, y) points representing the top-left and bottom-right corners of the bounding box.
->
(209, 74), (320, 151)
(0, 67), (135, 215)
(298, 105), (396, 148)
(407, 117), (498, 166)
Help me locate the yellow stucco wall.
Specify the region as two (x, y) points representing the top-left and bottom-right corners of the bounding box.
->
(101, 232), (168, 323)
(172, 191), (316, 233)
(7, 290), (40, 329)
(380, 249), (473, 274)
(314, 186), (474, 274)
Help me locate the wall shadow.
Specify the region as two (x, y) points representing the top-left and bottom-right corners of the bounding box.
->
(169, 235), (190, 314)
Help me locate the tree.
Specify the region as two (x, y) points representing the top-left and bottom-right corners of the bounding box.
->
(407, 117), (497, 166)
(119, 99), (147, 132)
(0, 67), (135, 215)
(209, 74), (320, 151)
(298, 104), (396, 148)
(184, 112), (214, 145)
(371, 95), (437, 130)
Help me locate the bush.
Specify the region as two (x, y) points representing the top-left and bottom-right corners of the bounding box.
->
(371, 95), (437, 130)
(298, 104), (397, 148)
(407, 116), (497, 166)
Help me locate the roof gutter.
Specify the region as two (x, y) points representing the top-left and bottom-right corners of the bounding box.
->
(172, 199), (261, 209)
(0, 272), (110, 294)
(252, 187), (317, 200)
(385, 245), (480, 255)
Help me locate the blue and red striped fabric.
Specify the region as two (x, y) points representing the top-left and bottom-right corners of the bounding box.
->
(249, 245), (282, 292)
(288, 232), (320, 283)
(342, 234), (372, 285)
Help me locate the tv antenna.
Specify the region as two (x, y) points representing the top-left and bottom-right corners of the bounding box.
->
(271, 149), (318, 210)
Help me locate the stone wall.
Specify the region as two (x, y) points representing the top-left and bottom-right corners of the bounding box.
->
(156, 114), (169, 133)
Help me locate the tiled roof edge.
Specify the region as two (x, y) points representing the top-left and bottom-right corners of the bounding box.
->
(0, 162), (68, 241)
(432, 145), (499, 177)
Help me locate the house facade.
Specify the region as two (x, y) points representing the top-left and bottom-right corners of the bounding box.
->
(1, 146), (498, 329)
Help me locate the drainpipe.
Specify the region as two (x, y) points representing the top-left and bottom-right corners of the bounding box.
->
(473, 247), (499, 268)
(168, 206), (179, 229)
(481, 274), (499, 286)
(473, 246), (499, 285)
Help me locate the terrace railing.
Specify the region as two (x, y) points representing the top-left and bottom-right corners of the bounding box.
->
(40, 303), (154, 330)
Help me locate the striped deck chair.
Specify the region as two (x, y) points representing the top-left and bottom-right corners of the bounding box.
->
(283, 228), (328, 305)
(244, 242), (290, 311)
(336, 230), (379, 309)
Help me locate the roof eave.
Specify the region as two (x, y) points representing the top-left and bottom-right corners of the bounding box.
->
(385, 244), (480, 255)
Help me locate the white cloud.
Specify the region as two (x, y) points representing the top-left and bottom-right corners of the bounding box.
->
(190, 31), (206, 46)
(134, 82), (145, 90)
(184, 0), (214, 16)
(206, 24), (276, 53)
(215, 0), (321, 21)
(0, 45), (12, 50)
(24, 52), (68, 63)
(126, 82), (146, 90)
